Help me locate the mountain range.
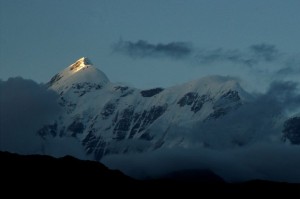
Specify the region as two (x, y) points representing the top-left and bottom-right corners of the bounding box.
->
(37, 57), (299, 161)
(38, 57), (252, 160)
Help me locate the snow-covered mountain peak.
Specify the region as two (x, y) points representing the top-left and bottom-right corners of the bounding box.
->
(69, 57), (92, 73)
(49, 57), (109, 93)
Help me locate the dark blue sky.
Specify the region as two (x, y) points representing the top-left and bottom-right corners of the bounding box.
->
(1, 0), (300, 90)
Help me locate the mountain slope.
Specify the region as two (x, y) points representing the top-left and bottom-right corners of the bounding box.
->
(39, 58), (252, 160)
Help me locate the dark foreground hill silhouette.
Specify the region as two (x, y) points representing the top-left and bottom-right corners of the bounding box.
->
(1, 151), (299, 196)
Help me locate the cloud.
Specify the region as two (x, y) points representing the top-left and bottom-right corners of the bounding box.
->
(195, 48), (255, 66)
(0, 77), (60, 154)
(113, 40), (282, 68)
(196, 43), (280, 66)
(102, 143), (300, 183)
(266, 81), (300, 108)
(0, 77), (87, 158)
(102, 80), (300, 183)
(42, 137), (89, 159)
(277, 67), (297, 75)
(276, 57), (300, 76)
(113, 40), (193, 59)
(249, 43), (279, 62)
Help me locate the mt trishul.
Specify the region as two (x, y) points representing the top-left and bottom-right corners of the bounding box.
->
(39, 57), (252, 160)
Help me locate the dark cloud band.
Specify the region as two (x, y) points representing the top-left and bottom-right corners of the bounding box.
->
(113, 40), (281, 67)
(113, 40), (193, 59)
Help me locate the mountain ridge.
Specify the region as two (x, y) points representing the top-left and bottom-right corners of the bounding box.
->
(40, 58), (253, 160)
(1, 151), (299, 196)
(39, 58), (254, 160)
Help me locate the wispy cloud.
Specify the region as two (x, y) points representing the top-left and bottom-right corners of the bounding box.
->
(113, 40), (193, 59)
(276, 57), (300, 76)
(195, 48), (254, 66)
(103, 143), (300, 182)
(113, 40), (283, 67)
(113, 39), (300, 82)
(276, 67), (300, 76)
(195, 43), (280, 67)
(249, 43), (279, 62)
